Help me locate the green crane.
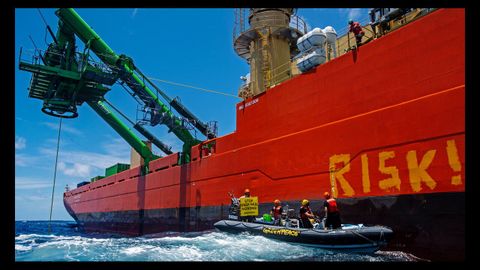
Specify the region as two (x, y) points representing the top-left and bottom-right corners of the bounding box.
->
(19, 8), (215, 172)
(88, 101), (158, 167)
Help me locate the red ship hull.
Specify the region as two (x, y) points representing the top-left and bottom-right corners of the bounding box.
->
(64, 9), (465, 261)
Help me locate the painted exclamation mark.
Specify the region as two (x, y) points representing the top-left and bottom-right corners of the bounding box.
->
(446, 139), (462, 185)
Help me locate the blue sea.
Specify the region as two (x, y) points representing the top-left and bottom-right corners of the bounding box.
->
(15, 220), (421, 262)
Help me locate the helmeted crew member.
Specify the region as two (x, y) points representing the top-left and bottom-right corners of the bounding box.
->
(239, 188), (255, 222)
(299, 199), (315, 228)
(240, 188), (250, 199)
(323, 192), (342, 229)
(270, 199), (283, 225)
(348, 19), (365, 46)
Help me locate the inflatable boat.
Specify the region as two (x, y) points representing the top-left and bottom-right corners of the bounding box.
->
(214, 219), (393, 253)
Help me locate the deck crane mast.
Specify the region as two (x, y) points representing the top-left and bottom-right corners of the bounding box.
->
(19, 8), (217, 173)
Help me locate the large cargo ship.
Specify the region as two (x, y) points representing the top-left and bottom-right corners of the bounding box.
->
(20, 8), (465, 261)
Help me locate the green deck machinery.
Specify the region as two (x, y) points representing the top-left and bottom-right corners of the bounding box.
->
(19, 8), (217, 172)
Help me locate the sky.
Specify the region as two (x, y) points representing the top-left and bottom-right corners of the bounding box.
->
(15, 8), (370, 221)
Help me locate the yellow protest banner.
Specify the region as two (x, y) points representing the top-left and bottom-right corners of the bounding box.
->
(239, 196), (258, 217)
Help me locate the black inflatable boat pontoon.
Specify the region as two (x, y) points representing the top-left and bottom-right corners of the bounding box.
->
(214, 219), (393, 253)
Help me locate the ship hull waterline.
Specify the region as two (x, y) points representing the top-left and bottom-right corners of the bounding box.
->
(65, 192), (464, 261)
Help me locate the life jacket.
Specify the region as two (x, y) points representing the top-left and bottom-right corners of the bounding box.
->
(326, 199), (338, 213)
(300, 206), (312, 219)
(272, 206), (282, 219)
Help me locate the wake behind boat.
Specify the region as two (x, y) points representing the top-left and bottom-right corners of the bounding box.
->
(214, 219), (393, 253)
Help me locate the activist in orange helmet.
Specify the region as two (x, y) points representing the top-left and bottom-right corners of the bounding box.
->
(240, 188), (250, 198)
(239, 188), (255, 222)
(270, 199), (283, 225)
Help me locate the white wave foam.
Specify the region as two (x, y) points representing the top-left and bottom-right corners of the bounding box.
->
(14, 230), (418, 262)
(15, 233), (51, 240)
(15, 244), (32, 251)
(375, 250), (427, 261)
(122, 246), (146, 255)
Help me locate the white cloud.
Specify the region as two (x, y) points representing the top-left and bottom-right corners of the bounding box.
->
(58, 162), (91, 177)
(15, 136), (26, 150)
(339, 8), (362, 21)
(42, 122), (83, 136)
(44, 138), (71, 147)
(347, 9), (362, 21)
(39, 147), (129, 173)
(34, 134), (135, 179)
(15, 194), (49, 202)
(15, 177), (52, 190)
(15, 153), (38, 167)
(102, 137), (132, 156)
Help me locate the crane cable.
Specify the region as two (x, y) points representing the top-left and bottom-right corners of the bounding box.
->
(37, 8), (58, 45)
(76, 51), (240, 99)
(48, 118), (62, 234)
(146, 76), (241, 99)
(37, 8), (48, 26)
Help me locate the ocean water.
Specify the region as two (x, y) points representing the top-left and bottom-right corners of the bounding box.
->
(15, 220), (420, 262)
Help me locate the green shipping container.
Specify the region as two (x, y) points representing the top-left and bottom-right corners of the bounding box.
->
(90, 175), (104, 182)
(105, 163), (130, 177)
